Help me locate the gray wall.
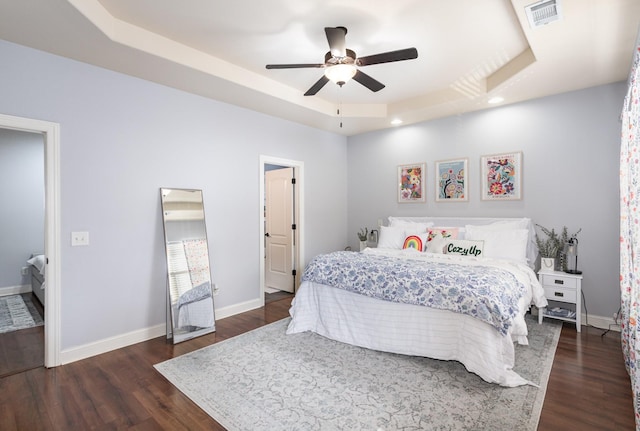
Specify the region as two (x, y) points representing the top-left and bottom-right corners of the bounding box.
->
(0, 40), (348, 350)
(0, 128), (44, 288)
(347, 82), (625, 319)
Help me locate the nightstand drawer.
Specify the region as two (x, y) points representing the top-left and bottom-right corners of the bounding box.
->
(540, 274), (578, 289)
(543, 286), (577, 303)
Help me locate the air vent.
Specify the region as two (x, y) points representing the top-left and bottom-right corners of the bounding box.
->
(525, 0), (562, 28)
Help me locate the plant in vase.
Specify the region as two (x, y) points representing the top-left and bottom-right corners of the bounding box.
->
(357, 228), (368, 251)
(536, 225), (582, 272)
(535, 224), (561, 271)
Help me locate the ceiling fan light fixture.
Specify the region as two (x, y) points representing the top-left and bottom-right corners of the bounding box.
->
(324, 64), (357, 86)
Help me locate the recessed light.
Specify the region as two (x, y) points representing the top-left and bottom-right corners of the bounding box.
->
(488, 97), (504, 104)
(391, 119), (403, 125)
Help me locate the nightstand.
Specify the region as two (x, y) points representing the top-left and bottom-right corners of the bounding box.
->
(537, 270), (583, 332)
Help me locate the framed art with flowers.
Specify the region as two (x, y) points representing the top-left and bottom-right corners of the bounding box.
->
(398, 163), (426, 203)
(435, 158), (468, 202)
(481, 151), (522, 200)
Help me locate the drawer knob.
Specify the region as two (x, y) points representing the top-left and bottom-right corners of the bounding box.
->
(554, 292), (564, 297)
(554, 279), (564, 285)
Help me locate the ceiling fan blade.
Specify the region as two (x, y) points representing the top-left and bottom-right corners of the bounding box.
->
(266, 63), (325, 69)
(356, 48), (418, 67)
(325, 26), (347, 57)
(352, 70), (385, 92)
(304, 76), (330, 96)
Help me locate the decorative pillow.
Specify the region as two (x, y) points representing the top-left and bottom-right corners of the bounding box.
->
(464, 226), (528, 263)
(444, 239), (484, 257)
(427, 227), (459, 242)
(377, 225), (409, 249)
(425, 236), (447, 253)
(402, 234), (428, 251)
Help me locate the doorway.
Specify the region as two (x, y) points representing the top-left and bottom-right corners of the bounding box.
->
(0, 113), (61, 368)
(259, 156), (304, 305)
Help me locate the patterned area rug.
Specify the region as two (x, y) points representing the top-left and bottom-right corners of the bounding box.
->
(0, 294), (44, 334)
(155, 315), (561, 430)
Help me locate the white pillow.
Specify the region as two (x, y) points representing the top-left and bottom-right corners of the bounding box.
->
(464, 226), (528, 263)
(483, 219), (530, 230)
(377, 226), (409, 249)
(388, 219), (434, 233)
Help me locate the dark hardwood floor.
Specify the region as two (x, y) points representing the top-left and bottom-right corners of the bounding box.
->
(0, 297), (635, 430)
(538, 324), (635, 430)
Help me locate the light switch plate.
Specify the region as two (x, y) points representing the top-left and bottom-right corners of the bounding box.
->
(71, 231), (89, 246)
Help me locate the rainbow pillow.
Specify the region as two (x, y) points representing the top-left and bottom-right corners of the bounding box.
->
(403, 235), (424, 251)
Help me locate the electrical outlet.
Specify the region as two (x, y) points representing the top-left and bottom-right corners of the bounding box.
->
(212, 283), (220, 296)
(21, 266), (29, 276)
(71, 231), (90, 246)
(613, 312), (619, 322)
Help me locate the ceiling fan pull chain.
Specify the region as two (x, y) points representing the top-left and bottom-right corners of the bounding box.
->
(338, 91), (343, 128)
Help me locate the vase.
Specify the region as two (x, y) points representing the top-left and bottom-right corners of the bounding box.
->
(359, 240), (367, 252)
(541, 257), (555, 272)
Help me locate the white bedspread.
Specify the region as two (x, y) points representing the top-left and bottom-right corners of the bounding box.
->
(287, 249), (548, 387)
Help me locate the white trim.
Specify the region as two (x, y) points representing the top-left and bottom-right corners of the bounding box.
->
(259, 156), (305, 305)
(215, 298), (263, 320)
(0, 285), (32, 296)
(60, 324), (166, 364)
(585, 314), (621, 332)
(0, 113), (61, 367)
(59, 299), (262, 364)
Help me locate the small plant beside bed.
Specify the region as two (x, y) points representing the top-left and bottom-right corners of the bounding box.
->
(535, 224), (581, 271)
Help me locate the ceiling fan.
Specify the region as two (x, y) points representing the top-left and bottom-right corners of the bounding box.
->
(266, 26), (418, 96)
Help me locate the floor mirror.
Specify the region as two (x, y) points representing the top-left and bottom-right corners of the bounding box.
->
(160, 188), (216, 343)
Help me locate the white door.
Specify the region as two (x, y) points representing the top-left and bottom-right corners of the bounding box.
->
(265, 167), (295, 293)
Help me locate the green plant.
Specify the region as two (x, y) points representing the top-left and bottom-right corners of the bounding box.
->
(535, 224), (562, 258)
(536, 224), (582, 264)
(357, 227), (368, 241)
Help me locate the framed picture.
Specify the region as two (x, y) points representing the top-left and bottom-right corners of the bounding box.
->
(481, 151), (522, 200)
(398, 163), (426, 203)
(435, 158), (468, 202)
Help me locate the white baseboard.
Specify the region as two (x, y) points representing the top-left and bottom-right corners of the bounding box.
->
(59, 297), (265, 365)
(0, 284), (31, 297)
(584, 314), (621, 332)
(60, 323), (167, 364)
(215, 297), (263, 320)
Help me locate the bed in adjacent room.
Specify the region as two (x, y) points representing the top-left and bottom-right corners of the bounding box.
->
(287, 217), (548, 387)
(27, 253), (46, 307)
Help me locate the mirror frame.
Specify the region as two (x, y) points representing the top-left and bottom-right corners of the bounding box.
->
(160, 187), (216, 344)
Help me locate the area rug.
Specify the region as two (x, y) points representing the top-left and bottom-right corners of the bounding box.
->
(155, 315), (561, 430)
(0, 294), (44, 334)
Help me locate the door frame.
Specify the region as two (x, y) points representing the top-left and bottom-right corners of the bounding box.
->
(0, 113), (61, 367)
(259, 155), (304, 305)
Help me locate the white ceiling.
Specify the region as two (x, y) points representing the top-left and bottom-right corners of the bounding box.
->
(0, 0), (638, 135)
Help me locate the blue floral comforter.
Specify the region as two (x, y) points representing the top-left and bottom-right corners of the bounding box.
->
(302, 251), (527, 335)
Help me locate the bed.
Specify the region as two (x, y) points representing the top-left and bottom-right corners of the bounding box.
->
(27, 253), (46, 307)
(286, 217), (548, 387)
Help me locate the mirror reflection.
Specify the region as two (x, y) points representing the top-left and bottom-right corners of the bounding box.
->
(160, 188), (215, 343)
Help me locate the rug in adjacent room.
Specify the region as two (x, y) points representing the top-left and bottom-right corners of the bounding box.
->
(155, 315), (561, 431)
(0, 294), (44, 334)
